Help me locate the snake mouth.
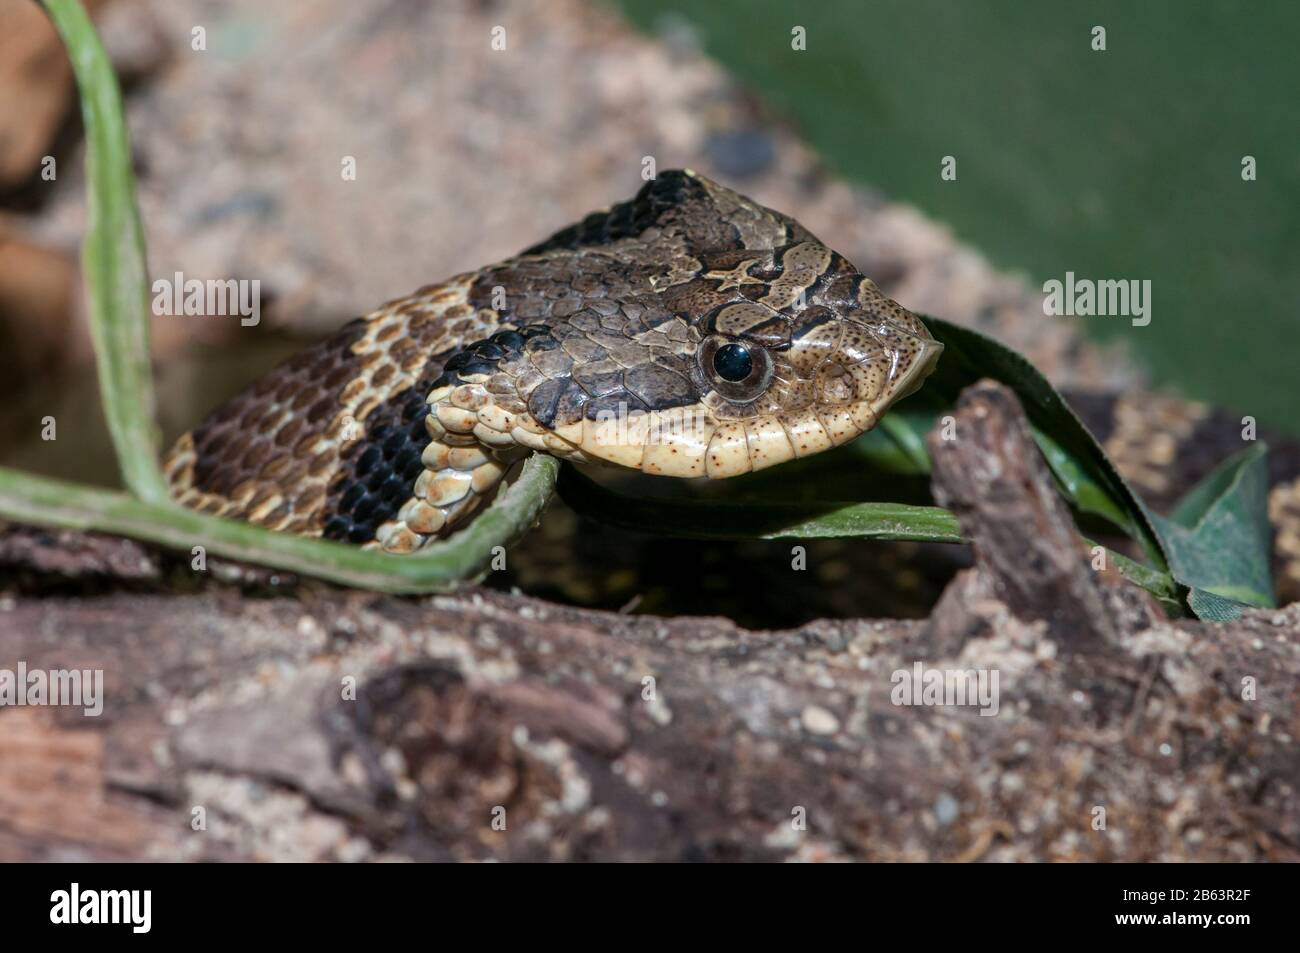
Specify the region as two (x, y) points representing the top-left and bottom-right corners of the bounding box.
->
(890, 335), (944, 402)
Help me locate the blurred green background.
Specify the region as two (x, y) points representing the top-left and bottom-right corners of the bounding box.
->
(617, 0), (1300, 433)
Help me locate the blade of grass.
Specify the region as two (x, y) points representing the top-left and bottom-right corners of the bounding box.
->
(21, 0), (559, 590)
(41, 0), (167, 503)
(558, 464), (964, 542)
(0, 454), (558, 592)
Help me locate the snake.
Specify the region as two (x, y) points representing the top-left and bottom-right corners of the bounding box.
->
(162, 170), (1300, 602)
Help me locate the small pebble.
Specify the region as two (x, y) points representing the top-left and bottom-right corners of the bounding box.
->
(934, 792), (959, 827)
(801, 705), (840, 736)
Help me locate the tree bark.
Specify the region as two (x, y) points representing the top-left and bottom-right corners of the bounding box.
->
(0, 383), (1296, 861)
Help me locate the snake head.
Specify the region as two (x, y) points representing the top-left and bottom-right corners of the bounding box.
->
(437, 172), (943, 481)
(668, 270), (943, 477)
(573, 241), (943, 478)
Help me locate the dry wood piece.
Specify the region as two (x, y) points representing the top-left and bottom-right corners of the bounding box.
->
(0, 566), (1295, 861)
(0, 385), (1295, 863)
(0, 523), (159, 580)
(928, 379), (1128, 648)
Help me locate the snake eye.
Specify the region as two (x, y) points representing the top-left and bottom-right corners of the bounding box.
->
(712, 343), (753, 382)
(700, 336), (773, 403)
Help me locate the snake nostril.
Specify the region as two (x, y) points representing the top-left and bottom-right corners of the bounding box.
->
(816, 364), (853, 403)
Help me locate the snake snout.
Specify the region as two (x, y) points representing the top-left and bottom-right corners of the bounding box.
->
(893, 335), (944, 400)
(839, 307), (944, 404)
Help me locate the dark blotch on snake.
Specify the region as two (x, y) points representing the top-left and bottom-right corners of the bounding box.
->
(321, 349), (460, 543)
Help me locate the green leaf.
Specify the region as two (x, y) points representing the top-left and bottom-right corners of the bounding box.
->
(1148, 444), (1275, 613)
(915, 316), (1168, 569)
(41, 0), (168, 503)
(559, 467), (1184, 607)
(557, 465), (963, 542)
(1032, 428), (1134, 536)
(1087, 539), (1182, 615)
(1186, 589), (1249, 622)
(847, 319), (1160, 559)
(873, 412), (933, 474)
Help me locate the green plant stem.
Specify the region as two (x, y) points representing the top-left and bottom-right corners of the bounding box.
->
(41, 0), (167, 503)
(0, 456), (558, 592)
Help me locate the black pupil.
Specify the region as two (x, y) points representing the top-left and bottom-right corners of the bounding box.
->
(713, 343), (753, 382)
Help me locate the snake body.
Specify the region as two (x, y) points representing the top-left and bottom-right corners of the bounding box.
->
(164, 171), (941, 552)
(163, 170), (1300, 601)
